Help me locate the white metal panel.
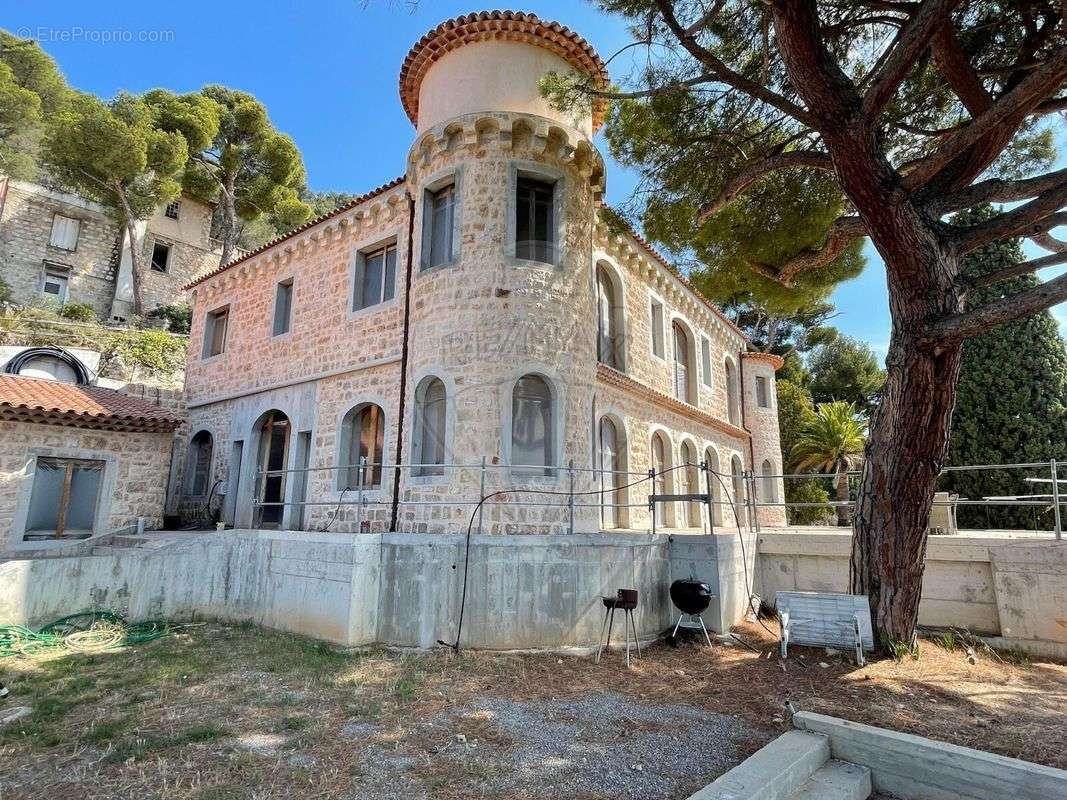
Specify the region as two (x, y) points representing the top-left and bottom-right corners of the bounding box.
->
(776, 591), (875, 651)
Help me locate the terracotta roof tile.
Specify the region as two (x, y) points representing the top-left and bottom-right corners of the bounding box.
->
(400, 11), (610, 131)
(0, 375), (181, 433)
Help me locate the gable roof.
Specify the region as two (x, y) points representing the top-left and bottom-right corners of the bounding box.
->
(0, 375), (181, 433)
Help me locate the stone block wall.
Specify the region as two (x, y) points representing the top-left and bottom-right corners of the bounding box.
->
(0, 420), (174, 554)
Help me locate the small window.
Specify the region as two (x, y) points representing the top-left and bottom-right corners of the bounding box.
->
(203, 306), (229, 358)
(756, 376), (771, 408)
(596, 264), (622, 369)
(186, 431), (213, 497)
(25, 457), (104, 539)
(353, 242), (397, 311)
(701, 336), (713, 387)
(725, 358), (740, 425)
(42, 266), (70, 301)
(164, 200), (181, 220)
(649, 298), (665, 358)
(423, 183), (456, 269)
(273, 279), (293, 336)
(151, 241), (171, 272)
(339, 403), (385, 490)
(515, 176), (555, 264)
(49, 214), (80, 251)
(672, 322), (692, 403)
(413, 376), (447, 477)
(761, 459), (777, 503)
(511, 374), (554, 475)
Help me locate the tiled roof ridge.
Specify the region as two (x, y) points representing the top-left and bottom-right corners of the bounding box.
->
(182, 176), (407, 290)
(399, 11), (610, 131)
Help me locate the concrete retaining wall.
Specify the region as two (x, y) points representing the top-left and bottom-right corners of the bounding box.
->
(0, 530), (757, 649)
(757, 531), (1067, 658)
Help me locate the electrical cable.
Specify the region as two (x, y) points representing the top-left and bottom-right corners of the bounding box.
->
(319, 487), (352, 533)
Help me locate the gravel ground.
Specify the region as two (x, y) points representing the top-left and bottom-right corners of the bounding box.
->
(344, 691), (760, 799)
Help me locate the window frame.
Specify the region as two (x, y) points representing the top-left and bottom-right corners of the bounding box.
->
(508, 373), (557, 478)
(420, 168), (462, 272)
(150, 240), (171, 273)
(506, 161), (565, 268)
(595, 261), (627, 372)
(23, 455), (106, 540)
(700, 335), (714, 388)
(336, 402), (387, 491)
(410, 373), (453, 483)
(185, 430), (214, 498)
(271, 277), (295, 338)
(756, 375), (772, 409)
(202, 304), (230, 360)
(349, 233), (401, 317)
(671, 318), (695, 405)
(48, 213), (81, 251)
(164, 200), (182, 220)
(41, 264), (71, 302)
(648, 293), (666, 361)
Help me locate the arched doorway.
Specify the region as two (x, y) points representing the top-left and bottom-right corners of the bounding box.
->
(255, 410), (290, 528)
(650, 431), (673, 527)
(705, 447), (723, 527)
(730, 454), (746, 530)
(597, 416), (624, 529)
(680, 439), (702, 528)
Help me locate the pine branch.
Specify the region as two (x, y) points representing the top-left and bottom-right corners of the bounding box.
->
(698, 149), (832, 221)
(967, 252), (1067, 290)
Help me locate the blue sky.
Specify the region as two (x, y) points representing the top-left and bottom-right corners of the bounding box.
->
(5, 0), (1064, 353)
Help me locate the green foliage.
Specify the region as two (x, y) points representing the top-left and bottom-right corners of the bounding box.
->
(42, 91), (188, 220)
(102, 328), (185, 379)
(0, 274), (12, 304)
(59, 302), (97, 322)
(777, 379), (832, 524)
(0, 31), (68, 179)
(147, 302), (192, 334)
(942, 206), (1067, 530)
(808, 336), (886, 413)
(791, 401), (868, 475)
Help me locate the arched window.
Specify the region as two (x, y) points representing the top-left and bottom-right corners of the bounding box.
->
(725, 357), (740, 425)
(672, 322), (692, 403)
(255, 410), (290, 528)
(650, 431), (672, 526)
(512, 374), (554, 475)
(597, 416), (622, 528)
(730, 454), (745, 528)
(596, 264), (622, 370)
(761, 459), (776, 504)
(705, 447), (723, 526)
(338, 403), (385, 489)
(681, 439), (701, 527)
(413, 377), (447, 477)
(185, 430), (213, 497)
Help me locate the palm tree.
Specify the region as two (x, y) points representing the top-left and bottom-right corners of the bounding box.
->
(791, 401), (867, 527)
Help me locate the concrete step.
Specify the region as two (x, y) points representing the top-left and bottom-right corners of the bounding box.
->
(688, 730), (830, 800)
(785, 760), (871, 800)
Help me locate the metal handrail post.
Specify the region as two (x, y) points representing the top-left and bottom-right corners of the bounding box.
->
(355, 456), (366, 533)
(477, 455), (487, 536)
(568, 458), (576, 535)
(1052, 459), (1062, 541)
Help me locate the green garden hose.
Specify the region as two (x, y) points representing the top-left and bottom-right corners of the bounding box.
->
(0, 611), (169, 658)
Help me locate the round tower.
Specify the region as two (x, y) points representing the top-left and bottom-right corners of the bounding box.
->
(397, 12), (608, 534)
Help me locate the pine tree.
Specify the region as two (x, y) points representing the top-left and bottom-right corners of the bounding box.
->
(943, 207), (1067, 530)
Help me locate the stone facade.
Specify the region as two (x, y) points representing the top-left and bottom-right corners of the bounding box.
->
(180, 12), (786, 535)
(0, 178), (219, 320)
(0, 421), (174, 554)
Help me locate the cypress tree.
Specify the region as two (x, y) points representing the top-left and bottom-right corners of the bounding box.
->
(943, 207), (1067, 530)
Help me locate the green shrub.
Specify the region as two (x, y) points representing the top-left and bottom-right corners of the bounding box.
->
(60, 302), (98, 323)
(102, 329), (186, 379)
(146, 302), (192, 334)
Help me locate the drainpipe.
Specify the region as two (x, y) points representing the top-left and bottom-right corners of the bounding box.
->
(389, 190), (416, 532)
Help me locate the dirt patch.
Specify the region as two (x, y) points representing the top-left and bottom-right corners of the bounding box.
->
(0, 620), (1063, 799)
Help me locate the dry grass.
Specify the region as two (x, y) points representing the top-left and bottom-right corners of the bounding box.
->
(0, 620), (1064, 799)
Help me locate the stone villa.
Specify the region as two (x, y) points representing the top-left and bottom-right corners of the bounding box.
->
(179, 11), (787, 537)
(0, 177), (219, 321)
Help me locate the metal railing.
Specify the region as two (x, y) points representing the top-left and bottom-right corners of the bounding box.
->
(250, 456), (1064, 540)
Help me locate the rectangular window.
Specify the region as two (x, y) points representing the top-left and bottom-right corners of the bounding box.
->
(203, 306), (229, 358)
(701, 336), (713, 387)
(42, 266), (70, 301)
(515, 176), (555, 263)
(25, 457), (104, 539)
(164, 200), (181, 220)
(756, 376), (771, 408)
(353, 242), (397, 311)
(272, 278), (293, 336)
(151, 241), (171, 272)
(649, 298), (665, 358)
(424, 183), (456, 269)
(49, 214), (80, 251)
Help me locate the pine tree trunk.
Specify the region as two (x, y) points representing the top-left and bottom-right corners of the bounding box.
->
(850, 326), (964, 648)
(115, 184), (144, 317)
(218, 174), (238, 267)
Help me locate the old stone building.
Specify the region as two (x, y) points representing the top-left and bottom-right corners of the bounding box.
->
(0, 177), (220, 321)
(181, 11), (786, 535)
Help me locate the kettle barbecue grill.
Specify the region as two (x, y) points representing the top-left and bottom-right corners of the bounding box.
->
(669, 579), (715, 647)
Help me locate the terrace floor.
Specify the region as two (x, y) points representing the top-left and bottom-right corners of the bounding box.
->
(1, 621), (1064, 799)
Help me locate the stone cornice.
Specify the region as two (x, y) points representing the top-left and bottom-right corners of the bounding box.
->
(596, 364), (749, 441)
(742, 352), (785, 371)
